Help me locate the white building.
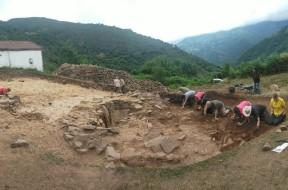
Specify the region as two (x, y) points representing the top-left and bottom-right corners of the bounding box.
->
(0, 41), (43, 71)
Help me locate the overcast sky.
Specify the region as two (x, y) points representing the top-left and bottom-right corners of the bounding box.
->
(1, 0), (288, 41)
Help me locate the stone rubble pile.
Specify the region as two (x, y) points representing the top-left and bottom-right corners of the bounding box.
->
(0, 95), (21, 112)
(57, 63), (167, 93)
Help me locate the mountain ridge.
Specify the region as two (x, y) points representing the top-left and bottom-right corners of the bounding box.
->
(0, 17), (217, 74)
(177, 20), (288, 65)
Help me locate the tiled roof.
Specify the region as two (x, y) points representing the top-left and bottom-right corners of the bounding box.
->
(0, 41), (42, 51)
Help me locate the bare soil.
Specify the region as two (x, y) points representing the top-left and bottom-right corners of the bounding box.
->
(0, 74), (286, 189)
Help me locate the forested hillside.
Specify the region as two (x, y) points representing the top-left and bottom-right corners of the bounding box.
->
(239, 27), (288, 62)
(177, 20), (288, 65)
(0, 17), (217, 79)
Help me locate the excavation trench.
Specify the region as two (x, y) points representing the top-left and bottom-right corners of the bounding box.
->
(59, 91), (273, 168)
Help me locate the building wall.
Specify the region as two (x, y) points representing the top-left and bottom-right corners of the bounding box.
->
(0, 50), (43, 71)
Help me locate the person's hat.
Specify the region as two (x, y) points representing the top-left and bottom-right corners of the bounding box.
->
(242, 106), (252, 117)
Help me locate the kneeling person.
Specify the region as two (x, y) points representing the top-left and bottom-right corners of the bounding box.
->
(232, 100), (252, 126)
(269, 93), (286, 125)
(204, 100), (230, 120)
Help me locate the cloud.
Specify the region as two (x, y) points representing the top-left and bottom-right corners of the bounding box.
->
(265, 8), (288, 21)
(0, 0), (288, 41)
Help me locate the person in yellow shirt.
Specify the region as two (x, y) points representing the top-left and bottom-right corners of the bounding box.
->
(269, 93), (286, 125)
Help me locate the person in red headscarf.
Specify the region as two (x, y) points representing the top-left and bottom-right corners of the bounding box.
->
(0, 86), (11, 95)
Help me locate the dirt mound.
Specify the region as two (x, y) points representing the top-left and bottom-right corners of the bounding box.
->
(56, 63), (167, 93)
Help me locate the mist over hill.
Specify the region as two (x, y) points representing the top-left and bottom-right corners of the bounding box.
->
(177, 20), (288, 65)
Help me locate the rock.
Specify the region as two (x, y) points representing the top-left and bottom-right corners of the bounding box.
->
(64, 133), (74, 141)
(96, 143), (108, 154)
(221, 137), (234, 150)
(165, 154), (183, 163)
(147, 122), (153, 129)
(144, 136), (165, 153)
(154, 105), (162, 110)
(275, 129), (282, 133)
(131, 93), (140, 97)
(87, 139), (101, 149)
(68, 126), (80, 132)
(105, 146), (120, 161)
(270, 84), (280, 91)
(280, 125), (288, 131)
(73, 141), (83, 149)
(77, 148), (89, 153)
(105, 162), (116, 169)
(177, 135), (186, 141)
(160, 137), (180, 154)
(10, 139), (29, 148)
(134, 104), (143, 110)
(83, 125), (96, 131)
(108, 128), (120, 134)
(263, 143), (272, 151)
(147, 110), (153, 114)
(144, 129), (162, 141)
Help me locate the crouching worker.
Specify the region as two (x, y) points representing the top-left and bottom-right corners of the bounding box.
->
(182, 90), (195, 108)
(0, 86), (11, 96)
(250, 104), (270, 129)
(203, 100), (230, 120)
(232, 100), (252, 126)
(269, 93), (286, 125)
(194, 91), (208, 110)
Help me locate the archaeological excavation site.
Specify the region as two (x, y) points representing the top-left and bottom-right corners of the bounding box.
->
(0, 65), (274, 169)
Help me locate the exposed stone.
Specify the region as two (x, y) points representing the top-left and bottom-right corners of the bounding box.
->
(144, 128), (162, 141)
(105, 146), (120, 161)
(68, 126), (80, 132)
(87, 138), (101, 149)
(83, 125), (96, 131)
(96, 143), (108, 154)
(108, 127), (120, 134)
(280, 125), (288, 131)
(57, 64), (167, 93)
(177, 135), (186, 141)
(76, 148), (89, 153)
(134, 104), (143, 110)
(263, 143), (272, 151)
(144, 136), (165, 153)
(275, 129), (282, 133)
(73, 141), (83, 149)
(10, 139), (29, 148)
(160, 137), (180, 154)
(154, 105), (162, 110)
(64, 133), (74, 141)
(105, 162), (116, 169)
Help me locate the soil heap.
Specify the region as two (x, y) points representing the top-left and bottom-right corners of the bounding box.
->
(57, 63), (168, 93)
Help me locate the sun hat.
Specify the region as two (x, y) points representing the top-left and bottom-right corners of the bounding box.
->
(242, 106), (252, 117)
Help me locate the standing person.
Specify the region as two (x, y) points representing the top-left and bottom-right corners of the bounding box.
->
(113, 77), (121, 93)
(203, 100), (230, 120)
(120, 78), (126, 93)
(0, 86), (11, 96)
(182, 90), (195, 108)
(251, 68), (260, 94)
(269, 93), (286, 125)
